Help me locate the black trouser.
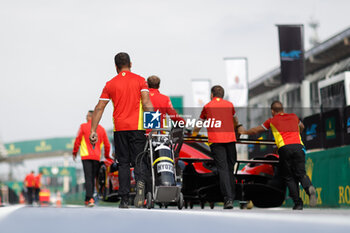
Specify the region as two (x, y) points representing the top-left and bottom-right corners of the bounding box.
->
(27, 187), (34, 204)
(278, 144), (313, 204)
(34, 188), (40, 202)
(210, 142), (237, 200)
(82, 159), (100, 201)
(114, 130), (147, 197)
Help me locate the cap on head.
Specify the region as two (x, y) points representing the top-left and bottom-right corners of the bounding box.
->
(211, 85), (225, 98)
(147, 75), (160, 89)
(114, 52), (131, 70)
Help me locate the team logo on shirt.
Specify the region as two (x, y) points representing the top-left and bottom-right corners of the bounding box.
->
(144, 110), (161, 129)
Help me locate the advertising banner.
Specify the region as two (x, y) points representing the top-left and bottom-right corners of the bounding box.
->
(277, 25), (305, 84)
(224, 57), (248, 107)
(302, 113), (323, 150)
(191, 79), (211, 108)
(344, 106), (350, 145)
(284, 145), (350, 207)
(169, 96), (184, 115)
(248, 131), (275, 159)
(4, 137), (75, 157)
(322, 109), (344, 148)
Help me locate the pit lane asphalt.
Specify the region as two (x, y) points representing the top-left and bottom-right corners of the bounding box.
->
(0, 205), (349, 233)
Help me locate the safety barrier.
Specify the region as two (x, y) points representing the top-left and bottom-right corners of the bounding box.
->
(284, 145), (350, 207)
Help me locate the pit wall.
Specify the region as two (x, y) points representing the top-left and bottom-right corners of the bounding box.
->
(298, 145), (350, 207)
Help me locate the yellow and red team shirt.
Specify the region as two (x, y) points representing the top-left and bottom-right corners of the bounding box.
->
(73, 120), (111, 161)
(262, 113), (303, 149)
(200, 98), (237, 143)
(149, 88), (185, 128)
(100, 71), (149, 131)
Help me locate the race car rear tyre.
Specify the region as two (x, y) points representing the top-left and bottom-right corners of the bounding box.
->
(146, 192), (152, 209)
(209, 202), (215, 209)
(200, 201), (205, 209)
(97, 164), (107, 201)
(240, 202), (248, 209)
(177, 193), (184, 210)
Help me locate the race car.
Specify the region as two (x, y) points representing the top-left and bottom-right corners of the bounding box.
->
(97, 133), (285, 209)
(180, 136), (286, 209)
(97, 158), (136, 202)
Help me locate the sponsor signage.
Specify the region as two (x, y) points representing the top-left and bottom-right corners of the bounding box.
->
(39, 166), (75, 177)
(302, 113), (323, 150)
(344, 106), (350, 145)
(248, 131), (275, 159)
(224, 57), (248, 107)
(277, 25), (305, 84)
(169, 96), (184, 115)
(4, 137), (75, 157)
(284, 145), (350, 207)
(157, 162), (174, 174)
(191, 79), (211, 108)
(143, 110), (161, 129)
(322, 109), (344, 148)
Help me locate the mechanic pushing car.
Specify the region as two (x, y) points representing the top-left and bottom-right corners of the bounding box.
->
(73, 110), (111, 207)
(89, 52), (154, 208)
(192, 85), (241, 209)
(238, 100), (317, 210)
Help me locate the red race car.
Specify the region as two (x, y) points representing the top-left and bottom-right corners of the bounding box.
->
(97, 132), (285, 209)
(97, 158), (136, 203)
(180, 136), (286, 209)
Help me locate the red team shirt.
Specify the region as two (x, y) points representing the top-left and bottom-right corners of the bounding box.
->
(34, 174), (42, 189)
(200, 98), (237, 143)
(262, 112), (303, 149)
(149, 88), (185, 128)
(24, 173), (35, 188)
(100, 71), (149, 131)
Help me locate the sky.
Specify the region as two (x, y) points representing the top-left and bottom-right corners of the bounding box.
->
(1, 0), (350, 143)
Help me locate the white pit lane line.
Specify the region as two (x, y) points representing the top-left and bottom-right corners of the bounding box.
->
(125, 208), (350, 226)
(0, 205), (24, 221)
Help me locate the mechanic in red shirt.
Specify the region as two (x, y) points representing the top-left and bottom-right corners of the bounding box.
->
(24, 171), (35, 205)
(238, 100), (316, 210)
(147, 75), (185, 129)
(34, 171), (43, 205)
(73, 110), (110, 207)
(192, 85), (240, 209)
(89, 52), (153, 208)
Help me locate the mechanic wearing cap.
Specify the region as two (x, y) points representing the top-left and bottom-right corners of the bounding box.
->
(192, 85), (240, 209)
(73, 110), (111, 207)
(238, 100), (316, 210)
(147, 75), (186, 128)
(89, 52), (154, 208)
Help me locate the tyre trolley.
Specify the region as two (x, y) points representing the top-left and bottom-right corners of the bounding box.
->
(145, 128), (184, 209)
